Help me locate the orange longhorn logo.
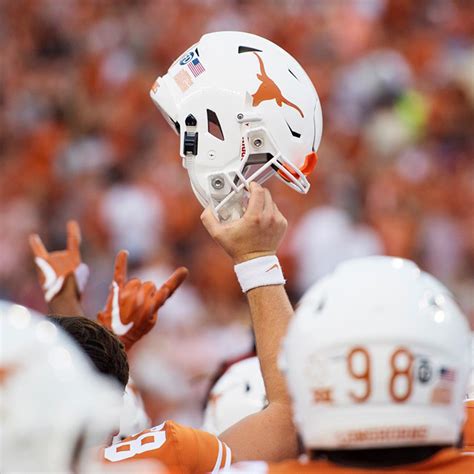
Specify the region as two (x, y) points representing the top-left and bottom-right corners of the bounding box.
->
(252, 53), (304, 118)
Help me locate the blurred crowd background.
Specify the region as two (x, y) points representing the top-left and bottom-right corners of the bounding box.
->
(1, 0), (473, 426)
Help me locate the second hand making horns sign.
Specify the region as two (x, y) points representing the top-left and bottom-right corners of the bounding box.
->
(97, 250), (188, 351)
(29, 220), (89, 302)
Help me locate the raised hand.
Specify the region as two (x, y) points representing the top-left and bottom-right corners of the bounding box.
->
(29, 220), (89, 302)
(97, 250), (188, 350)
(200, 182), (288, 264)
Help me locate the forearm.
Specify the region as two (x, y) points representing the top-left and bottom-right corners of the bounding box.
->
(246, 283), (294, 404)
(47, 275), (85, 317)
(202, 183), (298, 460)
(219, 283), (298, 461)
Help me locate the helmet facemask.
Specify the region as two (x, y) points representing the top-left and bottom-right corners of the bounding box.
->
(185, 118), (314, 221)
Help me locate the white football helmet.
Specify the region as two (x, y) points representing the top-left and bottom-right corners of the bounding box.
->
(0, 302), (123, 473)
(281, 257), (471, 450)
(150, 31), (322, 220)
(202, 356), (267, 435)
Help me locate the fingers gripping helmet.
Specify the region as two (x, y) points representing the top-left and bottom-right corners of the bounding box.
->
(281, 257), (471, 450)
(202, 356), (267, 435)
(0, 302), (123, 473)
(150, 31), (322, 220)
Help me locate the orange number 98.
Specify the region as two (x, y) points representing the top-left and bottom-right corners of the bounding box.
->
(346, 346), (414, 404)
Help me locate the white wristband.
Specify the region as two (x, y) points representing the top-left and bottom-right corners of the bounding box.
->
(234, 255), (285, 293)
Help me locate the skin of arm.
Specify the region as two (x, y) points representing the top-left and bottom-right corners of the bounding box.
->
(47, 274), (86, 316)
(200, 182), (298, 462)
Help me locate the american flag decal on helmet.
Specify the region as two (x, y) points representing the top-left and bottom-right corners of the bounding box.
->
(439, 367), (456, 382)
(187, 57), (205, 77)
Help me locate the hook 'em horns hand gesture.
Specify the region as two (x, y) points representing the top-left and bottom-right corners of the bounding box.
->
(97, 250), (188, 350)
(29, 220), (89, 302)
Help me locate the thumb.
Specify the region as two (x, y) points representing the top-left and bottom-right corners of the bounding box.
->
(200, 206), (222, 237)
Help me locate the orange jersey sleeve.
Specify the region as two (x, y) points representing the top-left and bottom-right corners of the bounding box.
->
(464, 399), (474, 452)
(225, 449), (473, 473)
(103, 420), (232, 473)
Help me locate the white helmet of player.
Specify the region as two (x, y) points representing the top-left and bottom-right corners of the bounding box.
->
(150, 31), (322, 220)
(281, 257), (471, 450)
(202, 356), (267, 435)
(0, 302), (123, 473)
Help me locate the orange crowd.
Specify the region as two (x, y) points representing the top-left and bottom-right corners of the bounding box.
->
(1, 0), (473, 425)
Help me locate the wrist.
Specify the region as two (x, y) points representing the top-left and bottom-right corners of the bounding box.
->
(234, 255), (285, 293)
(48, 296), (84, 317)
(47, 275), (84, 316)
(233, 251), (276, 265)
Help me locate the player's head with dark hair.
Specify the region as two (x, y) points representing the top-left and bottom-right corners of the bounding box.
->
(47, 315), (129, 390)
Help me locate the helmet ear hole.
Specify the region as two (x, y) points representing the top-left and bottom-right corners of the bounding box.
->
(288, 68), (299, 80)
(207, 109), (224, 141)
(286, 121), (301, 138)
(315, 297), (326, 314)
(169, 116), (180, 134)
(238, 46), (262, 54)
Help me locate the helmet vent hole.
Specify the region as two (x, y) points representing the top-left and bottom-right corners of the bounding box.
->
(315, 298), (326, 314)
(235, 153), (275, 188)
(288, 68), (299, 80)
(286, 122), (301, 138)
(238, 46), (262, 54)
(169, 117), (180, 134)
(207, 109), (224, 141)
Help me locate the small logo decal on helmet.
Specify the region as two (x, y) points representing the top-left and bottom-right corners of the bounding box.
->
(439, 367), (456, 382)
(240, 137), (246, 158)
(251, 52), (304, 118)
(173, 69), (193, 93)
(187, 57), (205, 77)
(179, 51), (195, 65)
(313, 388), (333, 404)
(417, 358), (432, 384)
(431, 384), (453, 405)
